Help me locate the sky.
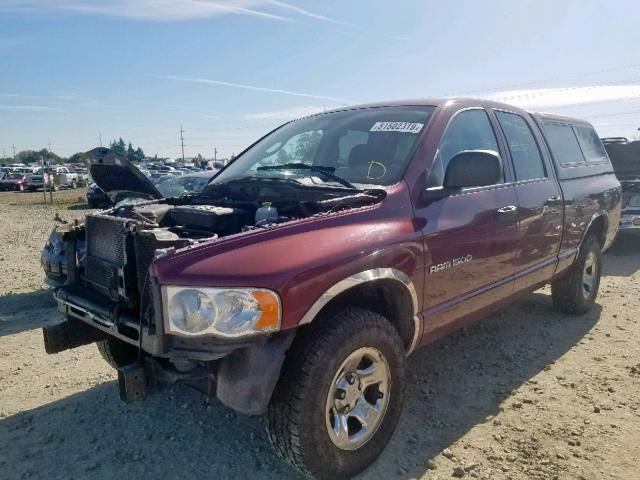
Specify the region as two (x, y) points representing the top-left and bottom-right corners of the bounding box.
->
(1, 0), (640, 160)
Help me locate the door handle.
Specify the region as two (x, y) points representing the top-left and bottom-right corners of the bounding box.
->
(497, 205), (518, 214)
(545, 195), (562, 206)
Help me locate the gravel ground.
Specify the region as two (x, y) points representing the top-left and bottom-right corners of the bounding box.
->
(0, 189), (638, 480)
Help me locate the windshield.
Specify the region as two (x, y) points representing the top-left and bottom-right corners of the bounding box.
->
(8, 173), (23, 179)
(157, 174), (212, 197)
(213, 106), (435, 187)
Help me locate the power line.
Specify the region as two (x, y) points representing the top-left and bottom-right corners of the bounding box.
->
(448, 61), (640, 97)
(179, 126), (185, 161)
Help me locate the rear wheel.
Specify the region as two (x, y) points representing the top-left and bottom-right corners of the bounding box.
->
(96, 337), (139, 369)
(266, 308), (406, 479)
(552, 234), (602, 314)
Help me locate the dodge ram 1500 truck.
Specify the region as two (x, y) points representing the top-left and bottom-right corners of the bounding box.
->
(42, 98), (621, 479)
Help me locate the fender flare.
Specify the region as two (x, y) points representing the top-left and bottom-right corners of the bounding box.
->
(580, 210), (610, 250)
(297, 268), (421, 354)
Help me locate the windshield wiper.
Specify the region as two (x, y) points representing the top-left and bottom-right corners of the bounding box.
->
(256, 163), (356, 189)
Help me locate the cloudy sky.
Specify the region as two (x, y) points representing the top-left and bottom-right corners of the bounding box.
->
(1, 0), (640, 159)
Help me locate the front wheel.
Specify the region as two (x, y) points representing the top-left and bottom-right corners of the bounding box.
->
(552, 234), (602, 314)
(96, 337), (139, 370)
(266, 308), (406, 479)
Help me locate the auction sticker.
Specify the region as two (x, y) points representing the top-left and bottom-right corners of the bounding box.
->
(370, 121), (424, 133)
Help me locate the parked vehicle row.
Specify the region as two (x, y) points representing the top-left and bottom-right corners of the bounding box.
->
(0, 165), (88, 192)
(41, 98), (621, 479)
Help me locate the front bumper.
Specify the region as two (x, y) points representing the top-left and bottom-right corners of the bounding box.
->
(53, 284), (258, 361)
(47, 285), (294, 414)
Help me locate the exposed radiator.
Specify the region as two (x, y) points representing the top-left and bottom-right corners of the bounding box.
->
(84, 215), (132, 299)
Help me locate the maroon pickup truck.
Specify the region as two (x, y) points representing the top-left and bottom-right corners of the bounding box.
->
(43, 98), (620, 479)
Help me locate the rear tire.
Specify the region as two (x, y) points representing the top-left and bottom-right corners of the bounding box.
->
(96, 337), (139, 369)
(266, 307), (406, 479)
(552, 234), (602, 314)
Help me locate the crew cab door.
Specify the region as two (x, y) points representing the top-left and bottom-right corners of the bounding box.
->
(415, 108), (520, 340)
(493, 109), (562, 291)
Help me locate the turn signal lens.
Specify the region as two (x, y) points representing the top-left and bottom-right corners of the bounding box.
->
(252, 290), (280, 330)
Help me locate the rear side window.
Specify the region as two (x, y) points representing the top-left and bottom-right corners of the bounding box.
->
(542, 123), (586, 167)
(574, 125), (608, 164)
(496, 111), (546, 181)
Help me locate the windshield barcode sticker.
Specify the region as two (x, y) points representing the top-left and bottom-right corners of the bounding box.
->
(370, 122), (424, 133)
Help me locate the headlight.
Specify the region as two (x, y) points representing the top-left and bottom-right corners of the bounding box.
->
(162, 286), (281, 338)
(629, 195), (640, 208)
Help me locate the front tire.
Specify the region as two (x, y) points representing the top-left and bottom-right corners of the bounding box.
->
(96, 337), (139, 369)
(266, 308), (406, 479)
(552, 234), (602, 314)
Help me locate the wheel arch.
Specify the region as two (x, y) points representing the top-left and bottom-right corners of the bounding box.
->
(297, 268), (420, 354)
(582, 211), (609, 249)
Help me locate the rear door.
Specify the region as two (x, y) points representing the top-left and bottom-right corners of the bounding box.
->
(493, 110), (562, 291)
(415, 107), (520, 339)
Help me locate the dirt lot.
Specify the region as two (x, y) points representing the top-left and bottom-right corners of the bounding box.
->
(0, 189), (638, 480)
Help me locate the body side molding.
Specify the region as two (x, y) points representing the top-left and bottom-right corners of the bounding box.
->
(297, 268), (419, 328)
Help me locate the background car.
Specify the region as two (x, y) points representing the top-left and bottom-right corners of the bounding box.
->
(86, 182), (112, 208)
(0, 172), (30, 191)
(155, 170), (215, 197)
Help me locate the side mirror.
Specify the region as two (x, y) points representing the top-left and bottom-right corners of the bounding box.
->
(443, 150), (501, 189)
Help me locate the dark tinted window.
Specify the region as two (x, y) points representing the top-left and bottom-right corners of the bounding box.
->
(338, 130), (369, 163)
(496, 111), (545, 180)
(428, 109), (500, 187)
(574, 125), (608, 164)
(542, 123), (586, 167)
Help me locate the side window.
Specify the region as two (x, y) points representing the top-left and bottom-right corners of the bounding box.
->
(496, 111), (546, 181)
(428, 109), (500, 187)
(574, 125), (608, 164)
(542, 123), (586, 167)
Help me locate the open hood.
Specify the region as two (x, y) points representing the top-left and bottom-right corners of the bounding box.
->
(84, 147), (163, 203)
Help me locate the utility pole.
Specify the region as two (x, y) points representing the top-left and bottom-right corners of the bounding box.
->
(99, 132), (103, 147)
(214, 147), (217, 163)
(12, 144), (16, 161)
(179, 126), (185, 162)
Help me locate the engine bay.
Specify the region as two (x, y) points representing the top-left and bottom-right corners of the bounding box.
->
(106, 178), (387, 242)
(57, 180), (386, 309)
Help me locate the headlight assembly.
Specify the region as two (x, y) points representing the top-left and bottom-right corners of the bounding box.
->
(162, 286), (281, 338)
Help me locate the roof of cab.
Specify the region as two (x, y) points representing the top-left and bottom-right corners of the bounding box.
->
(318, 98), (591, 124)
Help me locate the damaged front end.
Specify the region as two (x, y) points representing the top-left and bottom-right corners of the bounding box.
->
(42, 148), (385, 413)
(619, 175), (640, 233)
(43, 199), (293, 413)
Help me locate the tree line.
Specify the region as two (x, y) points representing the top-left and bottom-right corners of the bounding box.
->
(1, 138), (146, 165)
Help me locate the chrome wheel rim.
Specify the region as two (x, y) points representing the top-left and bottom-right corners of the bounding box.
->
(582, 251), (597, 299)
(325, 347), (391, 451)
